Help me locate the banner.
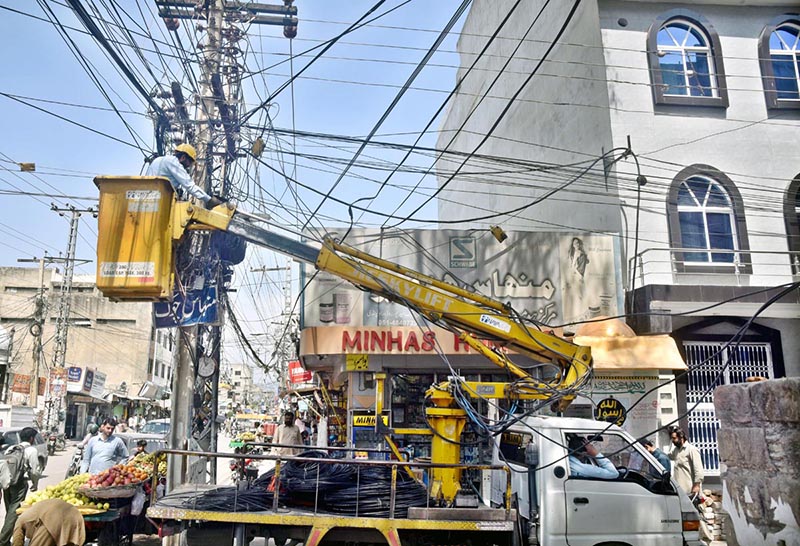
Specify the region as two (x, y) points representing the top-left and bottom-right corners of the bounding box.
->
(302, 229), (621, 330)
(153, 286), (219, 328)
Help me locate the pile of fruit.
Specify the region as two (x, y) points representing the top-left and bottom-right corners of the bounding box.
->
(128, 452), (167, 476)
(21, 473), (109, 511)
(85, 462), (149, 489)
(236, 431), (257, 442)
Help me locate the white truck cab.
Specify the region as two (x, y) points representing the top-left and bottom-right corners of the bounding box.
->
(491, 416), (704, 546)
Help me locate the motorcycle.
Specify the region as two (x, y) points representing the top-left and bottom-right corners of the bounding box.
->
(65, 446), (83, 479)
(229, 457), (259, 487)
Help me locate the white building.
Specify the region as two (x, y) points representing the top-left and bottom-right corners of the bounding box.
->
(437, 0), (800, 478)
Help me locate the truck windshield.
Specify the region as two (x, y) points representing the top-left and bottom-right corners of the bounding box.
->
(586, 432), (664, 479)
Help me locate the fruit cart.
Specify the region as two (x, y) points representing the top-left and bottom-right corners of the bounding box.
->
(21, 454), (166, 546)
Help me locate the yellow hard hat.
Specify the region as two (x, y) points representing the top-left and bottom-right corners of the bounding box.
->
(175, 143), (197, 161)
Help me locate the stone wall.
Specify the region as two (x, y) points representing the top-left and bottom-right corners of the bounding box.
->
(714, 378), (800, 546)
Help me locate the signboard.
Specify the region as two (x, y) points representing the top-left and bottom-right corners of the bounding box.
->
(594, 397), (627, 426)
(49, 368), (67, 396)
(302, 229), (620, 329)
(90, 370), (107, 400)
(351, 413), (389, 427)
(83, 369), (94, 394)
(345, 354), (369, 370)
(287, 360), (312, 384)
(11, 374), (30, 394)
(153, 286), (219, 328)
(66, 367), (105, 398)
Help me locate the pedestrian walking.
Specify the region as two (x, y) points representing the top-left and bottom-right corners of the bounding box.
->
(0, 428), (42, 546)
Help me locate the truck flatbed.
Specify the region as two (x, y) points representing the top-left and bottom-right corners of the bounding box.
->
(148, 487), (517, 546)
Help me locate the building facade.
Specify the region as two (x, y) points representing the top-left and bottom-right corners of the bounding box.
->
(0, 266), (168, 432)
(436, 0), (800, 480)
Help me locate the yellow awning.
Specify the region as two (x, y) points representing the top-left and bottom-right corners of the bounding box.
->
(574, 335), (686, 371)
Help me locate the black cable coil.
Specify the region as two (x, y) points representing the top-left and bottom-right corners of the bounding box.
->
(182, 450), (429, 517)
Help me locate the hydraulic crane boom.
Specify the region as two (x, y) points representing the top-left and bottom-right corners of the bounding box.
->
(94, 176), (593, 503)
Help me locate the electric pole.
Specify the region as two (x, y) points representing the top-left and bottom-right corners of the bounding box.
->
(46, 205), (94, 430)
(15, 257), (47, 410)
(156, 0), (298, 494)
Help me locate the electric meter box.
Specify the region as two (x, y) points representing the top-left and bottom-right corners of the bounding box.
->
(94, 176), (176, 301)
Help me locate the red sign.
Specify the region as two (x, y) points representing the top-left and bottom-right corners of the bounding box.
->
(288, 360), (312, 384)
(11, 374), (31, 394)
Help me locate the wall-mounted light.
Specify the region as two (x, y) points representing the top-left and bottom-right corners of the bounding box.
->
(490, 225), (508, 243)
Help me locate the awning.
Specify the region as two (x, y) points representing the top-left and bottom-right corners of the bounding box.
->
(574, 334), (686, 370)
(103, 391), (152, 403)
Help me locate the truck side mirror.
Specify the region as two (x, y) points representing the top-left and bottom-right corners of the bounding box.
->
(525, 442), (539, 466)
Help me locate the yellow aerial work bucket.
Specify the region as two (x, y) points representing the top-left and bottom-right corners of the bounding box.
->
(94, 176), (176, 301)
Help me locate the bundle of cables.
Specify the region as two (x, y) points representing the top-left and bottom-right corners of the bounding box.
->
(181, 450), (429, 517)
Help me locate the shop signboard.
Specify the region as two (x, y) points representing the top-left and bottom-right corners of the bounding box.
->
(11, 374), (30, 394)
(287, 360), (312, 384)
(153, 286), (219, 327)
(90, 370), (107, 399)
(49, 368), (68, 396)
(301, 229), (621, 330)
(67, 367), (82, 382)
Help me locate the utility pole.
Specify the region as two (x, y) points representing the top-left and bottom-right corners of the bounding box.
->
(15, 258), (47, 409)
(157, 0), (298, 497)
(47, 205), (94, 430)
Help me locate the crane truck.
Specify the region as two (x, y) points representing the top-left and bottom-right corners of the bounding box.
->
(93, 176), (703, 546)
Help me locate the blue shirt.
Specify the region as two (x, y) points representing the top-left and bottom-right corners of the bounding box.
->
(568, 453), (620, 479)
(80, 434), (128, 474)
(146, 155), (211, 202)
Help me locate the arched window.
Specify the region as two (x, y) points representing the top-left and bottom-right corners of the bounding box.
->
(677, 177), (736, 263)
(647, 10), (729, 107)
(667, 165), (750, 273)
(759, 16), (800, 109)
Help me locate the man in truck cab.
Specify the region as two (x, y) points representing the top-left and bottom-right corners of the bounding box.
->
(567, 435), (620, 479)
(146, 144), (222, 208)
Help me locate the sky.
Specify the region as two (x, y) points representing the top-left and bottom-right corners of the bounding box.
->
(0, 1), (468, 378)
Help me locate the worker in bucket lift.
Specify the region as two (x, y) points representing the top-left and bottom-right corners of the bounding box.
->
(146, 144), (223, 209)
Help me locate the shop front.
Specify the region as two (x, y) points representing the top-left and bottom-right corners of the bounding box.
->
(65, 366), (109, 439)
(299, 322), (687, 458)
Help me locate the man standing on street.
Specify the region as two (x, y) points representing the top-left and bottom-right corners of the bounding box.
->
(272, 411), (304, 456)
(80, 418), (128, 475)
(669, 427), (711, 542)
(0, 428), (42, 546)
(668, 427), (703, 497)
(146, 144), (222, 208)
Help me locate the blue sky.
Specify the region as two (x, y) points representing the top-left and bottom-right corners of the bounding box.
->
(0, 2), (465, 271)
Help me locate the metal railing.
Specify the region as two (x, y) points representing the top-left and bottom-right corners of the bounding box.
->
(628, 247), (800, 289)
(149, 447), (512, 518)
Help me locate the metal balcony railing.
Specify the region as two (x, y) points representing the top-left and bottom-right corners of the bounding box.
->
(628, 247), (800, 289)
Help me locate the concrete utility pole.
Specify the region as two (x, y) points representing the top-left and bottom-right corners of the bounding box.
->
(157, 0), (298, 499)
(47, 205), (94, 430)
(19, 258), (46, 409)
